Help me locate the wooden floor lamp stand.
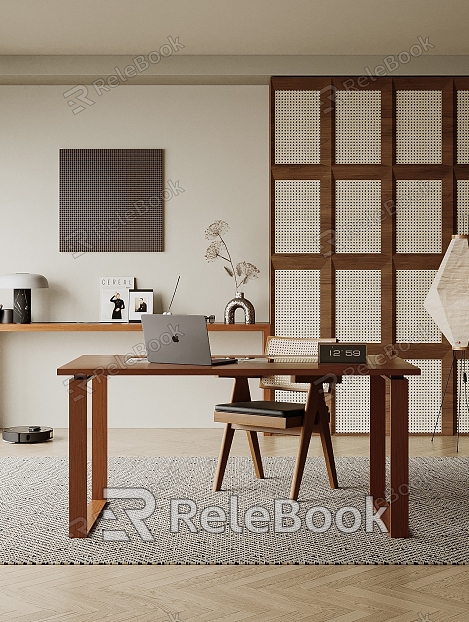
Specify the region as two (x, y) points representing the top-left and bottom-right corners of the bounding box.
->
(432, 346), (468, 451)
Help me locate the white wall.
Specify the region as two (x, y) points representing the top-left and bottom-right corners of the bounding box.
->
(0, 85), (269, 427)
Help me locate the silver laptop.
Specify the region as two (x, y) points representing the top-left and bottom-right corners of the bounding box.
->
(141, 314), (237, 365)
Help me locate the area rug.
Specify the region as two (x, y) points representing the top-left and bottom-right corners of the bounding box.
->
(0, 456), (468, 564)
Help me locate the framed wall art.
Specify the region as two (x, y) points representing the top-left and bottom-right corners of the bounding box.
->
(60, 149), (163, 254)
(129, 289), (153, 323)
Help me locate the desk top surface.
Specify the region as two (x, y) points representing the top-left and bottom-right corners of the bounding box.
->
(57, 355), (421, 377)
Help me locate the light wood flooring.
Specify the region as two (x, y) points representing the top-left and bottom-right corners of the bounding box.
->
(0, 429), (468, 621)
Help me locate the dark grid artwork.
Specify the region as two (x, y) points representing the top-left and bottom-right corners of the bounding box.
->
(59, 149), (163, 252)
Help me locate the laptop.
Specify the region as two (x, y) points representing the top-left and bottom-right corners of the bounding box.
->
(141, 314), (238, 366)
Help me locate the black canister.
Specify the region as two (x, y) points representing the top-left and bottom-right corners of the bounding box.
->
(1, 308), (13, 323)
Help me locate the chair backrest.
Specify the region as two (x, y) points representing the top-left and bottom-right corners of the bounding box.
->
(260, 336), (336, 392)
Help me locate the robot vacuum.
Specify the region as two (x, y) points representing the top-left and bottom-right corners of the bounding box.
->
(2, 426), (53, 443)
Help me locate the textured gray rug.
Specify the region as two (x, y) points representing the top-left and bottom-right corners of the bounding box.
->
(0, 456), (468, 564)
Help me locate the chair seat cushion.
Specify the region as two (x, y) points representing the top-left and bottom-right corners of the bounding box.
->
(215, 401), (305, 418)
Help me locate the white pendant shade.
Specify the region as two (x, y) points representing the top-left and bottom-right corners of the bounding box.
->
(0, 273), (49, 289)
(424, 236), (469, 348)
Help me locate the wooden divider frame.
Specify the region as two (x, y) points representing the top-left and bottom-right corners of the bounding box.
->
(270, 76), (469, 435)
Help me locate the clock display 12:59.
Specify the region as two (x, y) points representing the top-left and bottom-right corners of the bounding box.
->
(318, 344), (367, 364)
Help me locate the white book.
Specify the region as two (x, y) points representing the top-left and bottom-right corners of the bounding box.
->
(100, 276), (135, 322)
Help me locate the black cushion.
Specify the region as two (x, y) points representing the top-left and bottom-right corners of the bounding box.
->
(215, 401), (305, 418)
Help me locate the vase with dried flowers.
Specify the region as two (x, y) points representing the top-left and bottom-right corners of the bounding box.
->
(204, 220), (259, 324)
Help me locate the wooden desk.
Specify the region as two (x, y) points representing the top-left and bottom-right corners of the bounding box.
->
(57, 355), (420, 539)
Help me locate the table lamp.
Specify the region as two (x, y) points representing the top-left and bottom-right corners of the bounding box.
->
(0, 273), (49, 324)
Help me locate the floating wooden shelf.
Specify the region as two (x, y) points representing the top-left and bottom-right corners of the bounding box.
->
(0, 322), (271, 333)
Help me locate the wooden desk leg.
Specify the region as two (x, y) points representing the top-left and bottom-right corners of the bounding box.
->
(69, 375), (89, 538)
(389, 376), (409, 538)
(92, 375), (108, 512)
(370, 375), (386, 508)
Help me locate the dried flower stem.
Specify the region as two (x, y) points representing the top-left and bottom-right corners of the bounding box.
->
(218, 234), (240, 292)
(204, 220), (259, 294)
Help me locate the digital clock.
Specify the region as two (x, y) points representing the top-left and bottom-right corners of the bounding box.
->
(319, 343), (367, 364)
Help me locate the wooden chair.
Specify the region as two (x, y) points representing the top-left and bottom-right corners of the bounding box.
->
(213, 336), (339, 500)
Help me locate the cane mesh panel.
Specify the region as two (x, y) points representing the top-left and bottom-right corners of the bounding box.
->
(266, 376), (310, 395)
(275, 180), (320, 253)
(274, 90), (320, 164)
(335, 180), (381, 253)
(335, 376), (370, 433)
(457, 91), (469, 164)
(396, 90), (442, 164)
(265, 378), (309, 392)
(456, 359), (469, 433)
(457, 180), (469, 234)
(266, 337), (319, 358)
(263, 338), (316, 392)
(396, 180), (442, 253)
(335, 91), (381, 164)
(262, 338), (338, 395)
(406, 359), (442, 433)
(274, 270), (320, 338)
(335, 270), (381, 342)
(396, 270), (441, 343)
(274, 390), (308, 404)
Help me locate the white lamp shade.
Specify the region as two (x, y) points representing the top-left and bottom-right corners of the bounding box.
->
(0, 273), (49, 289)
(424, 237), (469, 347)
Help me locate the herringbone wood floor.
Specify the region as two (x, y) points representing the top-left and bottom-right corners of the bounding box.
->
(1, 430), (468, 622)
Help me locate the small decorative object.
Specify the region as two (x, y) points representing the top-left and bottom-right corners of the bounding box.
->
(100, 276), (134, 323)
(1, 309), (13, 323)
(129, 289), (154, 323)
(204, 220), (259, 324)
(224, 292), (255, 324)
(0, 273), (49, 324)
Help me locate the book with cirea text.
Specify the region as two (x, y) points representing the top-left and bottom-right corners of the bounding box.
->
(99, 276), (135, 323)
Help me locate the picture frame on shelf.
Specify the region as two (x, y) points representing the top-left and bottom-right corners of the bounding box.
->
(129, 289), (153, 323)
(99, 276), (134, 323)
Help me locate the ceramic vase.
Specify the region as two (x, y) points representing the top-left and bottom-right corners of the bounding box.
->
(224, 292), (255, 324)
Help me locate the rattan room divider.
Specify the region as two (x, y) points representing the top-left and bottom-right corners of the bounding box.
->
(270, 76), (469, 435)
